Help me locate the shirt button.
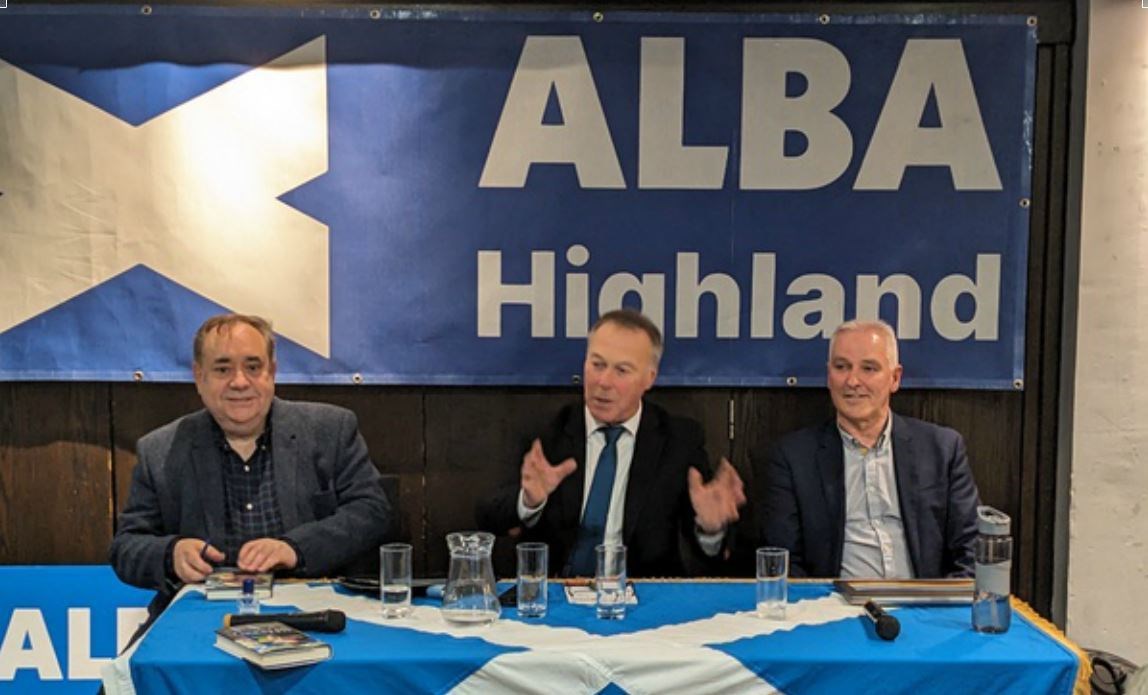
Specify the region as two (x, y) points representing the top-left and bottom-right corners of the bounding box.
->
(245, 502), (254, 511)
(244, 465), (251, 473)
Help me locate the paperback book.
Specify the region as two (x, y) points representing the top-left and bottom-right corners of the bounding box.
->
(214, 621), (332, 670)
(204, 569), (274, 600)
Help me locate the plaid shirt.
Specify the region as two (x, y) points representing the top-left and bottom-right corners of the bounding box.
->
(213, 418), (285, 565)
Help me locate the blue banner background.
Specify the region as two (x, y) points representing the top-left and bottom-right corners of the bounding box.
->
(0, 7), (1036, 387)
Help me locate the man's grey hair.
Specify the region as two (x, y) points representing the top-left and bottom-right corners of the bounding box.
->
(591, 309), (663, 367)
(828, 319), (899, 367)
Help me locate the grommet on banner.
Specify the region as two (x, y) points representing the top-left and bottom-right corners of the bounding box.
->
(140, 5), (152, 15)
(1013, 379), (1024, 390)
(818, 14), (831, 25)
(1019, 198), (1031, 208)
(352, 373), (364, 385)
(1026, 16), (1038, 27)
(369, 9), (381, 20)
(592, 11), (604, 22)
(786, 376), (798, 386)
(571, 375), (582, 384)
(133, 370), (145, 382)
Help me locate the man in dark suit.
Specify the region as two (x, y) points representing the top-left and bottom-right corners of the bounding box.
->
(477, 309), (745, 577)
(109, 314), (392, 620)
(755, 319), (980, 578)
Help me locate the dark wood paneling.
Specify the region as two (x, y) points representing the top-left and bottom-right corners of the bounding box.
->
(0, 383), (112, 564)
(424, 388), (576, 576)
(110, 384), (203, 517)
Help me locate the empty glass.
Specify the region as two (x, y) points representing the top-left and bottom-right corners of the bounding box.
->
(516, 542), (549, 618)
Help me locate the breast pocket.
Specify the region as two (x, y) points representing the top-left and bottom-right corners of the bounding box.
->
(311, 489), (337, 519)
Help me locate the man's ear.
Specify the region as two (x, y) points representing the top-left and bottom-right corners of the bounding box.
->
(890, 364), (904, 393)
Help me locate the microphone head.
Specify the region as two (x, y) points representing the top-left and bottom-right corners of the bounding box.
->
(876, 615), (900, 641)
(324, 610), (347, 632)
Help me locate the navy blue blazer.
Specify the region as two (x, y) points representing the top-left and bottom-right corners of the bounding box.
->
(754, 413), (980, 578)
(476, 401), (713, 578)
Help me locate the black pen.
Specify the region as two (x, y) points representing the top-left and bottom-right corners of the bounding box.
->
(200, 539), (213, 564)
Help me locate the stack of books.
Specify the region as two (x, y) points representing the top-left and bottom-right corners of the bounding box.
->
(205, 569), (274, 600)
(214, 622), (332, 670)
(833, 578), (974, 605)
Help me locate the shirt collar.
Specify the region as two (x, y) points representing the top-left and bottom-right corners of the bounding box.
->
(837, 412), (893, 452)
(584, 402), (642, 442)
(209, 404), (274, 452)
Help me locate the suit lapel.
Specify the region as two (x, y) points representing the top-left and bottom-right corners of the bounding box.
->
(815, 421), (846, 571)
(271, 400), (302, 531)
(554, 407), (587, 539)
(623, 404), (663, 545)
(891, 413), (922, 576)
(190, 413), (226, 545)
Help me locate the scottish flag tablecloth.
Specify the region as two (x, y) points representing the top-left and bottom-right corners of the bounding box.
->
(111, 581), (1084, 694)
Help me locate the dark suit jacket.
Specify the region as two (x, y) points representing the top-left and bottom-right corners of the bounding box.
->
(109, 398), (392, 617)
(754, 413), (980, 579)
(476, 401), (712, 578)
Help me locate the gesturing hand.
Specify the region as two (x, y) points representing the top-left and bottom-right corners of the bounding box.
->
(521, 438), (577, 508)
(688, 458), (747, 534)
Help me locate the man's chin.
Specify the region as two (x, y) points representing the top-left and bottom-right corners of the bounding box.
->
(587, 404), (616, 423)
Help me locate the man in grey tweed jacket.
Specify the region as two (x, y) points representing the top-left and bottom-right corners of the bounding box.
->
(109, 314), (392, 621)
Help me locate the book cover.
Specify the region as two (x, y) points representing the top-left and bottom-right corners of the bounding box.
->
(215, 621), (331, 670)
(204, 569), (274, 600)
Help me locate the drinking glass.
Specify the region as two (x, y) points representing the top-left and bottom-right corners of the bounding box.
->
(596, 544), (627, 620)
(756, 547), (788, 619)
(516, 542), (548, 618)
(380, 543), (412, 618)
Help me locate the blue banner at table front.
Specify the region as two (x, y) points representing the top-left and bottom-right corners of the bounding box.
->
(0, 566), (151, 694)
(0, 6), (1036, 388)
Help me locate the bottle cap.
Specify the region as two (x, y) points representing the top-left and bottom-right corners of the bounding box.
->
(976, 505), (1011, 536)
(242, 577), (255, 594)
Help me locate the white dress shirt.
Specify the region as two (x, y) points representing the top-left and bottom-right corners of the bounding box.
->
(838, 416), (914, 579)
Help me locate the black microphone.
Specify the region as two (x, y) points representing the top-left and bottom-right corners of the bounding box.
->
(862, 600), (900, 641)
(224, 609), (347, 633)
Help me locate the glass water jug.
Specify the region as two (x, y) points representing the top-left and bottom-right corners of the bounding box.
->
(441, 531), (501, 625)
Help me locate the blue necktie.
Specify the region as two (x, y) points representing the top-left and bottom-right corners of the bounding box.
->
(567, 425), (624, 577)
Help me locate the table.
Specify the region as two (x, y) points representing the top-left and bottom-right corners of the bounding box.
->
(106, 581), (1085, 694)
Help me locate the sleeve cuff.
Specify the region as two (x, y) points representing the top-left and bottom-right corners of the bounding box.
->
(517, 489), (546, 528)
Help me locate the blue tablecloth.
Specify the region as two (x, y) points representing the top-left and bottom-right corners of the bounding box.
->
(124, 581), (1081, 694)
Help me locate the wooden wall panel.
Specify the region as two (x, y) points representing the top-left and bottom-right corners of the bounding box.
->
(424, 388), (574, 576)
(0, 383), (112, 564)
(110, 383), (203, 517)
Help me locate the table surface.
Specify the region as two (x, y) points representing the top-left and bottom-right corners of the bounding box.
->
(121, 580), (1084, 695)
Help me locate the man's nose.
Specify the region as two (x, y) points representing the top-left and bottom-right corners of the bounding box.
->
(844, 369), (861, 386)
(597, 370), (615, 389)
(229, 370), (251, 388)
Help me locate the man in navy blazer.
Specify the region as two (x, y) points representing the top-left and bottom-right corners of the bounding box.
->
(109, 314), (392, 619)
(755, 320), (980, 578)
(477, 309), (746, 577)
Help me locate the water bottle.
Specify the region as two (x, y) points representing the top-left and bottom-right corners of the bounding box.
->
(237, 577), (260, 615)
(972, 505), (1012, 633)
